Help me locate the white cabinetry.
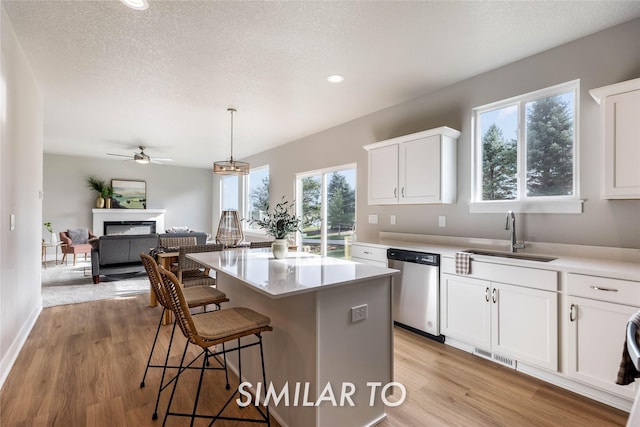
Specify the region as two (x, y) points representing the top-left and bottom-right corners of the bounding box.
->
(567, 273), (640, 399)
(441, 264), (558, 371)
(351, 243), (388, 267)
(590, 78), (640, 199)
(364, 127), (460, 205)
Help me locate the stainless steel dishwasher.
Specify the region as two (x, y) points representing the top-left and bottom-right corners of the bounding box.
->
(387, 248), (444, 342)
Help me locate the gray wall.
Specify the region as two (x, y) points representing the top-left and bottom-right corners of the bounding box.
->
(245, 18), (640, 249)
(1, 6), (43, 388)
(43, 154), (215, 239)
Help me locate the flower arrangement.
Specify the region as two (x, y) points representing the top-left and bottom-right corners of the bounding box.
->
(87, 176), (107, 194)
(43, 221), (53, 233)
(249, 196), (302, 240)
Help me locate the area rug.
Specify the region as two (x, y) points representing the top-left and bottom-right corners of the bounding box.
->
(41, 259), (150, 307)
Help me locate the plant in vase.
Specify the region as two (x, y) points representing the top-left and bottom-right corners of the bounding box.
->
(101, 185), (114, 209)
(43, 221), (56, 243)
(87, 176), (108, 208)
(249, 196), (302, 259)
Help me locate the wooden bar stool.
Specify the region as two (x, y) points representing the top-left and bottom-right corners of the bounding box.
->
(140, 253), (229, 420)
(158, 267), (273, 426)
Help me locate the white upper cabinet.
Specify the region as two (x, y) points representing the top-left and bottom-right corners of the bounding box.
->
(590, 78), (640, 199)
(364, 127), (460, 205)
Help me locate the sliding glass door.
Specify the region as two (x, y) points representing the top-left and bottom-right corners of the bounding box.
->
(296, 165), (356, 258)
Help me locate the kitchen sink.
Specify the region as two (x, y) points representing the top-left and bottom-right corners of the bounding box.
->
(464, 249), (557, 262)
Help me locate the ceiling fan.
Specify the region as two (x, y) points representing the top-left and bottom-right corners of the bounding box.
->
(107, 146), (173, 164)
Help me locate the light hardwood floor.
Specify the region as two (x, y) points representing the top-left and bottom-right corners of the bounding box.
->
(0, 295), (629, 426)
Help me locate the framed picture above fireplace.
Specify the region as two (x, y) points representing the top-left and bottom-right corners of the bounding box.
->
(111, 179), (146, 209)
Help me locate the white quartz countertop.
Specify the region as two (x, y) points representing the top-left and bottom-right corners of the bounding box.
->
(371, 238), (640, 282)
(188, 248), (399, 299)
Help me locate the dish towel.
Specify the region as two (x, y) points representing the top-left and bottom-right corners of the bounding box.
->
(616, 310), (640, 385)
(455, 252), (471, 275)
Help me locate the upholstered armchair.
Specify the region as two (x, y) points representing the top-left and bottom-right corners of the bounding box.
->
(59, 229), (96, 266)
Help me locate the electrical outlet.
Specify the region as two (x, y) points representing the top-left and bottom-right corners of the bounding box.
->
(368, 214), (378, 224)
(351, 304), (368, 322)
(438, 216), (446, 227)
(390, 215), (396, 225)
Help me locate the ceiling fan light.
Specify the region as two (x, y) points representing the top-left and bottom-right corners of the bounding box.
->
(214, 108), (249, 176)
(135, 157), (150, 164)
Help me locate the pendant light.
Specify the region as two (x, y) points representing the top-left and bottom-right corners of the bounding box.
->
(213, 108), (250, 175)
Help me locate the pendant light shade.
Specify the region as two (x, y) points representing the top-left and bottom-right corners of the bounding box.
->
(214, 108), (250, 175)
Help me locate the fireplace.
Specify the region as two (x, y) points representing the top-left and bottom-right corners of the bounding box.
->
(92, 209), (165, 237)
(104, 221), (156, 236)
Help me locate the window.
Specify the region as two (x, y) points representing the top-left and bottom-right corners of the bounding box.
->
(220, 175), (240, 211)
(471, 80), (582, 213)
(244, 166), (270, 231)
(296, 164), (356, 259)
(219, 166), (270, 231)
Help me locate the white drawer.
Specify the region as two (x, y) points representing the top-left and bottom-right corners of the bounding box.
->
(567, 273), (640, 305)
(351, 244), (388, 263)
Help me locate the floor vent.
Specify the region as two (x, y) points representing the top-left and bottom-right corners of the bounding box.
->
(472, 348), (516, 369)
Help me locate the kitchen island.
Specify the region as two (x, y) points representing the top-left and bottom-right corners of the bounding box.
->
(188, 249), (399, 427)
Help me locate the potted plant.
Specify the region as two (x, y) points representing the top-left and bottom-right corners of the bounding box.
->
(87, 176), (108, 208)
(101, 185), (114, 209)
(249, 196), (302, 259)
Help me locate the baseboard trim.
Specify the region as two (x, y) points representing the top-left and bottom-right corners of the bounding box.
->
(0, 302), (42, 390)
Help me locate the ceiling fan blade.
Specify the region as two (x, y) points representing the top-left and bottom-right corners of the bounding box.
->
(107, 153), (133, 158)
(154, 158), (173, 162)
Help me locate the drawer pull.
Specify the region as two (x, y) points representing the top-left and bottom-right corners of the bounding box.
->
(569, 303), (576, 322)
(364, 251), (372, 255)
(590, 285), (618, 292)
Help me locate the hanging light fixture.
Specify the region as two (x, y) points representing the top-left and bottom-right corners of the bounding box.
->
(213, 108), (250, 175)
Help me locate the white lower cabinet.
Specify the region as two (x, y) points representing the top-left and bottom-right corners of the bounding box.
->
(567, 273), (640, 399)
(441, 273), (558, 371)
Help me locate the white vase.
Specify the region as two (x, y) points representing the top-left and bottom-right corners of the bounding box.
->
(50, 232), (57, 244)
(272, 239), (288, 259)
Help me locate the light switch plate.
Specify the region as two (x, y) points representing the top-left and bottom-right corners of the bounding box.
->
(438, 216), (446, 227)
(368, 214), (378, 224)
(390, 215), (396, 225)
(10, 214), (15, 231)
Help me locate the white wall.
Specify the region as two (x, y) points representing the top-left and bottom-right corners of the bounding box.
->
(0, 6), (43, 388)
(245, 18), (640, 249)
(43, 154), (215, 238)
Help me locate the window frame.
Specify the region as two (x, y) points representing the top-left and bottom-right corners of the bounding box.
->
(470, 80), (583, 214)
(295, 163), (357, 257)
(242, 165), (270, 234)
(218, 165), (270, 237)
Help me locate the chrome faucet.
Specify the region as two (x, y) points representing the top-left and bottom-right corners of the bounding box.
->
(505, 211), (525, 253)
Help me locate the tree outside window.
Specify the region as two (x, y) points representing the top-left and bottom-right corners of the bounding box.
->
(475, 81), (577, 206)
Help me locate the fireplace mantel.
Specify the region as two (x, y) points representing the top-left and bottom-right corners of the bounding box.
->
(92, 209), (165, 237)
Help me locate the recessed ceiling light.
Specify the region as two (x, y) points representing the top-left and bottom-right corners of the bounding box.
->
(327, 74), (345, 83)
(120, 0), (149, 11)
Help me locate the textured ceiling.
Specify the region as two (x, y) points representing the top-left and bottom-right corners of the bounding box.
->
(4, 1), (640, 168)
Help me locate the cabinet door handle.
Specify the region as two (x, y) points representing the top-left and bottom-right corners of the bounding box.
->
(569, 303), (577, 322)
(492, 288), (497, 303)
(590, 285), (618, 292)
(485, 287), (490, 302)
(394, 188), (397, 198)
(401, 187), (405, 197)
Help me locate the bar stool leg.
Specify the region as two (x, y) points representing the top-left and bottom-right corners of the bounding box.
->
(162, 340), (190, 427)
(153, 320), (178, 420)
(140, 307), (165, 388)
(259, 335), (271, 427)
